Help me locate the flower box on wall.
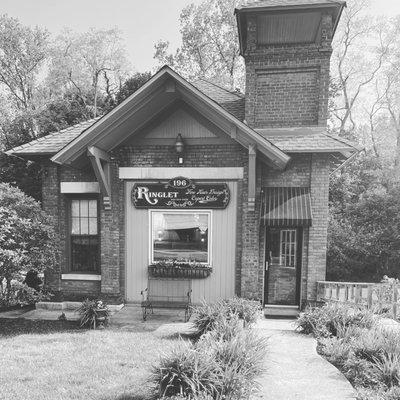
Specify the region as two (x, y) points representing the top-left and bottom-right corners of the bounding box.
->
(148, 261), (212, 279)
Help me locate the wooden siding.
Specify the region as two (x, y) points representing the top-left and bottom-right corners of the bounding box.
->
(125, 181), (237, 303)
(257, 12), (321, 45)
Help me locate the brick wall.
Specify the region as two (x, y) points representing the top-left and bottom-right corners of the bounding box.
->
(244, 13), (333, 129)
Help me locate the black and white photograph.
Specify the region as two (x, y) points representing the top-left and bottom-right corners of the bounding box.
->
(1, 0), (400, 399)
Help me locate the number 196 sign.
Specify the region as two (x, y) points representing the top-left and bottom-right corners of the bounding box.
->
(132, 177), (230, 209)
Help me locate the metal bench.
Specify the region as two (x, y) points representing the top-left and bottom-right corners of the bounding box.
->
(140, 277), (192, 322)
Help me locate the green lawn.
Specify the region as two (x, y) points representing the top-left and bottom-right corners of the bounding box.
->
(0, 323), (180, 400)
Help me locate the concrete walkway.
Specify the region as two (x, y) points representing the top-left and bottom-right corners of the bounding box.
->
(253, 319), (355, 400)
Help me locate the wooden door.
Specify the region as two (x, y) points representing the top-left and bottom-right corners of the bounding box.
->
(264, 227), (302, 306)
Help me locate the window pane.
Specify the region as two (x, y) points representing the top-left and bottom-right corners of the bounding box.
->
(71, 217), (80, 234)
(152, 212), (209, 263)
(71, 200), (80, 217)
(88, 200), (97, 217)
(71, 236), (99, 272)
(89, 217), (97, 235)
(80, 218), (89, 234)
(80, 200), (89, 217)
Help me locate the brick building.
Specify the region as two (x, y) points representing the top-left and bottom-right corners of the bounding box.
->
(6, 0), (358, 314)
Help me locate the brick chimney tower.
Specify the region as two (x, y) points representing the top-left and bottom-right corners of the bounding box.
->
(235, 0), (346, 129)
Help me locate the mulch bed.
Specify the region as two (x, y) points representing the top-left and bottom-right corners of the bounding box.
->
(0, 318), (80, 336)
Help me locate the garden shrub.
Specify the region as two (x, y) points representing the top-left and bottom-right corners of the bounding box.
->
(191, 297), (260, 337)
(296, 303), (375, 337)
(153, 301), (265, 399)
(0, 183), (57, 304)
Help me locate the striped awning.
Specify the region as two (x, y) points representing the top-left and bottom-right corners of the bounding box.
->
(260, 187), (312, 226)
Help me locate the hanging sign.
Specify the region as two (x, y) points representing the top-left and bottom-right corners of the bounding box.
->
(132, 177), (230, 209)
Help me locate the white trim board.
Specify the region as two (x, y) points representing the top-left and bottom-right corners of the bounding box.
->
(119, 167), (244, 180)
(61, 274), (101, 281)
(60, 182), (100, 193)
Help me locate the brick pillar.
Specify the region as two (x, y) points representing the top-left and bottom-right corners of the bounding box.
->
(41, 163), (62, 292)
(307, 154), (330, 301)
(100, 162), (120, 296)
(240, 164), (261, 301)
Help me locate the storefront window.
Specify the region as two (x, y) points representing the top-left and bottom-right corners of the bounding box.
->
(151, 211), (210, 264)
(70, 199), (99, 272)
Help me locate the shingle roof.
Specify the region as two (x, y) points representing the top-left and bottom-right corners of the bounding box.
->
(192, 79), (245, 121)
(237, 0), (344, 10)
(5, 118), (100, 156)
(258, 131), (360, 153)
(5, 78), (358, 158)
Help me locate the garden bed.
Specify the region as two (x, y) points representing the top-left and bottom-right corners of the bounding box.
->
(296, 303), (400, 400)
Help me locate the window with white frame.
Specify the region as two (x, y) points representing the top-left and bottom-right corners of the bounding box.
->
(70, 198), (99, 272)
(280, 229), (297, 268)
(151, 211), (210, 264)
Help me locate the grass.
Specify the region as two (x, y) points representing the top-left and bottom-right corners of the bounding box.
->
(0, 320), (180, 400)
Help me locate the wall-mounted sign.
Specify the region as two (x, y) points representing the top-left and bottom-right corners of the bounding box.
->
(132, 177), (230, 209)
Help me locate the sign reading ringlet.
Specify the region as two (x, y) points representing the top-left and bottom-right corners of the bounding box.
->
(132, 177), (230, 209)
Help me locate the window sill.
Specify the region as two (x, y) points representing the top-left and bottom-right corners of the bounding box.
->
(61, 274), (101, 281)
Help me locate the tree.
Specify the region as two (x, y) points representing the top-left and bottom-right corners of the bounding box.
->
(154, 0), (244, 90)
(330, 0), (392, 135)
(49, 28), (131, 117)
(0, 183), (57, 300)
(114, 72), (152, 106)
(0, 15), (50, 136)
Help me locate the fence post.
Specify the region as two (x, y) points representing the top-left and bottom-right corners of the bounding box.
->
(367, 285), (373, 309)
(355, 286), (361, 305)
(393, 284), (398, 319)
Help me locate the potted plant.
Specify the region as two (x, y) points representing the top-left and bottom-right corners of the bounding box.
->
(77, 299), (110, 329)
(148, 260), (213, 279)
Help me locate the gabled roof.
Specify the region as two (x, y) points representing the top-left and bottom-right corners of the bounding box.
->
(5, 119), (100, 157)
(47, 66), (289, 169)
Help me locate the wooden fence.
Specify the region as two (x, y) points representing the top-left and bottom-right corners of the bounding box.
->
(317, 281), (400, 318)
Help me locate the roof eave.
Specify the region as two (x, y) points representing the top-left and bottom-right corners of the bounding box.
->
(51, 66), (290, 170)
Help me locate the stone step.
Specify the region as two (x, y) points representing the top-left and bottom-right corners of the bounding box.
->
(264, 305), (300, 318)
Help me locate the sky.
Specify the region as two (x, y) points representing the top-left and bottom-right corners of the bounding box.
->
(1, 0), (400, 73)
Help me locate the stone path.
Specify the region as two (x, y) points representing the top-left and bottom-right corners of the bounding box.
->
(252, 318), (355, 400)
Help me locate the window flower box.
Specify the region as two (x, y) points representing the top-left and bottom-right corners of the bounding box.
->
(148, 261), (212, 279)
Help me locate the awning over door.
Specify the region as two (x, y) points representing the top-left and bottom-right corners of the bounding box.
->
(260, 187), (312, 227)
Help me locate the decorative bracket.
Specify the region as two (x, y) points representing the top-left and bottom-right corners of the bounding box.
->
(248, 144), (257, 211)
(87, 146), (111, 210)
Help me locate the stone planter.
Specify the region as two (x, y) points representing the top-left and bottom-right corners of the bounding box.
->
(148, 265), (212, 279)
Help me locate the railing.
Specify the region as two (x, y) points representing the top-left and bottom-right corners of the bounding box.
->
(317, 281), (400, 318)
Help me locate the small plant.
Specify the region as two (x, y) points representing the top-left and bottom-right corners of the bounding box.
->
(223, 297), (261, 326)
(77, 299), (110, 329)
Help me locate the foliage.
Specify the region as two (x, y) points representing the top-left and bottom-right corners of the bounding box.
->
(0, 183), (57, 301)
(77, 299), (110, 329)
(114, 72), (151, 106)
(328, 153), (400, 282)
(304, 303), (400, 399)
(296, 303), (376, 338)
(154, 0), (244, 90)
(152, 300), (266, 399)
(192, 297), (260, 337)
(0, 280), (52, 308)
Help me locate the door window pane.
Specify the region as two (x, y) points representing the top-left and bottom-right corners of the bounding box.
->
(280, 229), (297, 268)
(151, 212), (210, 263)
